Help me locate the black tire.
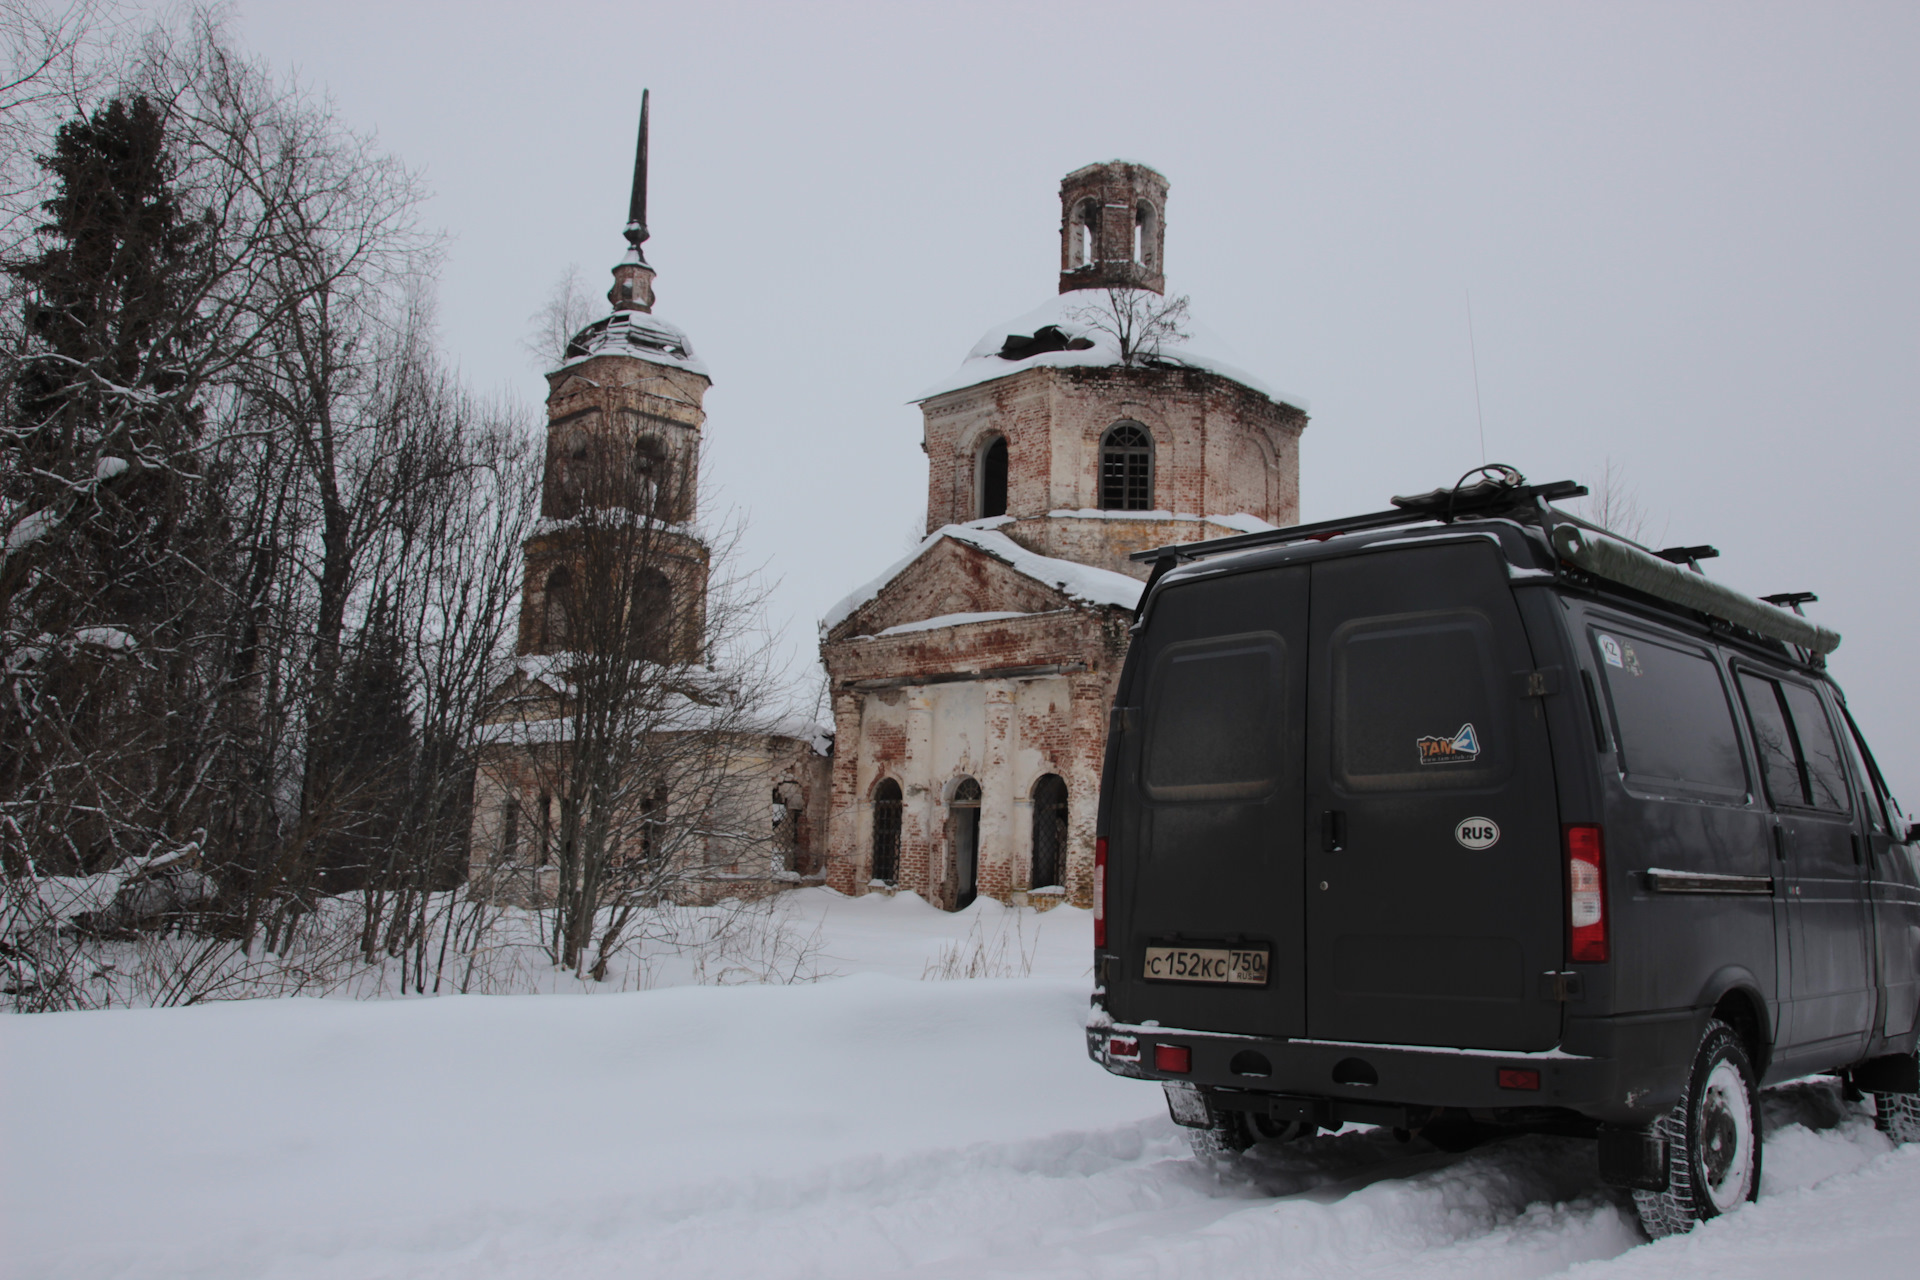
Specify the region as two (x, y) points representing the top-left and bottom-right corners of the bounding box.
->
(1186, 1109), (1316, 1159)
(1633, 1020), (1762, 1239)
(1872, 1051), (1920, 1144)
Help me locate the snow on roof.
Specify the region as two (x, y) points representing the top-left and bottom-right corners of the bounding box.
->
(914, 292), (1306, 409)
(870, 611), (1035, 638)
(557, 308), (709, 378)
(821, 520), (1145, 637)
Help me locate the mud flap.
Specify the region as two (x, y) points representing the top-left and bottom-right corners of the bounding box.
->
(1598, 1126), (1669, 1192)
(1850, 1053), (1920, 1095)
(1163, 1081), (1212, 1128)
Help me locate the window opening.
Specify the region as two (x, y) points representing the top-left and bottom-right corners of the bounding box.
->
(536, 791), (552, 866)
(951, 777), (981, 909)
(871, 779), (903, 884)
(543, 567), (573, 650)
(500, 799), (520, 862)
(1135, 201), (1156, 268)
(1070, 199), (1100, 270)
(630, 569), (673, 662)
(979, 436), (1008, 519)
(1100, 423), (1153, 510)
(1031, 774), (1068, 888)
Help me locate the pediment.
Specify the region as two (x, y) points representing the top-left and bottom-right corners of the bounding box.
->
(827, 536), (1078, 643)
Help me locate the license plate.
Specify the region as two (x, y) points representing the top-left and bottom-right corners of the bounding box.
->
(1143, 945), (1269, 986)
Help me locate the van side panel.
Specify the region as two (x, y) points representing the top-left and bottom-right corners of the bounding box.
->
(1566, 602), (1781, 1083)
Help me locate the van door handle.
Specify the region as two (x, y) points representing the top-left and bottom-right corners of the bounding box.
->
(1850, 833), (1862, 865)
(1321, 810), (1347, 853)
(1772, 825), (1786, 862)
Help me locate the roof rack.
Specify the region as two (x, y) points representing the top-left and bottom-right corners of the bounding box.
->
(1130, 464), (1842, 658)
(1130, 465), (1587, 565)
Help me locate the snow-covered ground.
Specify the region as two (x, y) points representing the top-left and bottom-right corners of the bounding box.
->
(4, 888), (1916, 1279)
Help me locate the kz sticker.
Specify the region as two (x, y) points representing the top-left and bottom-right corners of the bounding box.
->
(1598, 634), (1623, 668)
(1418, 723), (1481, 765)
(1455, 817), (1500, 849)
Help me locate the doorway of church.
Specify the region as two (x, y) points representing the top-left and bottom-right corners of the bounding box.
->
(950, 778), (981, 910)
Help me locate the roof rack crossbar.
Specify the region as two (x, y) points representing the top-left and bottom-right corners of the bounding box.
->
(1129, 479), (1588, 564)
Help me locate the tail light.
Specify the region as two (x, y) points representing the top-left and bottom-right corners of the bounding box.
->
(1094, 836), (1108, 948)
(1107, 1035), (1139, 1061)
(1568, 824), (1608, 962)
(1498, 1067), (1542, 1091)
(1154, 1043), (1191, 1074)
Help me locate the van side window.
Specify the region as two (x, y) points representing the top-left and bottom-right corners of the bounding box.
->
(1840, 703), (1903, 834)
(1333, 612), (1504, 791)
(1592, 629), (1746, 798)
(1736, 673), (1804, 807)
(1143, 633), (1284, 802)
(1780, 683), (1851, 813)
(1736, 673), (1851, 814)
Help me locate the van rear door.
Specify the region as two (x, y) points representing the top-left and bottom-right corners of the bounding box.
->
(1118, 564), (1310, 1037)
(1303, 540), (1564, 1051)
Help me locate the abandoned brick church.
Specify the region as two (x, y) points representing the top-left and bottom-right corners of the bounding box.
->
(819, 160), (1309, 911)
(463, 113), (1307, 912)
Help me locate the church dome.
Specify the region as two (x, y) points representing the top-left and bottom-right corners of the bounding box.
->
(561, 308), (708, 378)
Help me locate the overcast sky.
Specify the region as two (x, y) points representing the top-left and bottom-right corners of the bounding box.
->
(218, 1), (1920, 788)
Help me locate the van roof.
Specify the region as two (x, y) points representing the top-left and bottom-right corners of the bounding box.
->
(1136, 467), (1837, 670)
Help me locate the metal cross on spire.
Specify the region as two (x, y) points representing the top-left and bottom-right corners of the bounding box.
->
(624, 89), (650, 264)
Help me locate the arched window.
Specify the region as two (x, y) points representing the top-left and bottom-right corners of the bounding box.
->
(1099, 423), (1153, 511)
(1069, 198), (1100, 270)
(630, 569), (673, 662)
(1031, 774), (1068, 889)
(1134, 201), (1157, 269)
(871, 778), (903, 884)
(950, 777), (981, 910)
(978, 435), (1008, 519)
(543, 567), (573, 650)
(499, 798), (520, 863)
(631, 434), (668, 512)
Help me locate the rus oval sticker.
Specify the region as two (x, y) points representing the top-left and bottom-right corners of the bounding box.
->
(1455, 817), (1500, 850)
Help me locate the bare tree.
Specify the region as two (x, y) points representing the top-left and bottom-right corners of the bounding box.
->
(522, 264), (595, 371)
(1064, 285), (1192, 367)
(1580, 457), (1651, 545)
(477, 432), (789, 980)
(0, 9), (540, 1007)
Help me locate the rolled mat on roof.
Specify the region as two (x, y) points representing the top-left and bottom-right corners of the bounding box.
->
(1550, 525), (1840, 656)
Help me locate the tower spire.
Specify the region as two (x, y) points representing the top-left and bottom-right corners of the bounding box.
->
(625, 88), (650, 264)
(609, 91), (657, 312)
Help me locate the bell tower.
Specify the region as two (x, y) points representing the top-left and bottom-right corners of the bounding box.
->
(515, 91), (713, 662)
(1058, 161), (1168, 296)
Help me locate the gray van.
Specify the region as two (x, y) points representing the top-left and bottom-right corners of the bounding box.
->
(1087, 468), (1920, 1238)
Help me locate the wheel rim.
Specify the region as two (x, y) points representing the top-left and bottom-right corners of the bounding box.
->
(1695, 1059), (1755, 1212)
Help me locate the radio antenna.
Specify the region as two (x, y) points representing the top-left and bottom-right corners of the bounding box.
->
(1466, 287), (1487, 465)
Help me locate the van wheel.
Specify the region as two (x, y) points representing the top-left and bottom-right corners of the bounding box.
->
(1632, 1020), (1762, 1239)
(1186, 1111), (1316, 1159)
(1872, 1054), (1920, 1144)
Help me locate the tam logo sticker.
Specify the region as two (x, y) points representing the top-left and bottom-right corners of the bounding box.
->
(1418, 722), (1481, 765)
(1455, 817), (1500, 850)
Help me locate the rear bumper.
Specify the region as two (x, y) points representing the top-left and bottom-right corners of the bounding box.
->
(1087, 1007), (1699, 1127)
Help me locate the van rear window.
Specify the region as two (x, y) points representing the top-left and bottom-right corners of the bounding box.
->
(1593, 628), (1747, 798)
(1143, 633), (1285, 802)
(1332, 612), (1505, 791)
